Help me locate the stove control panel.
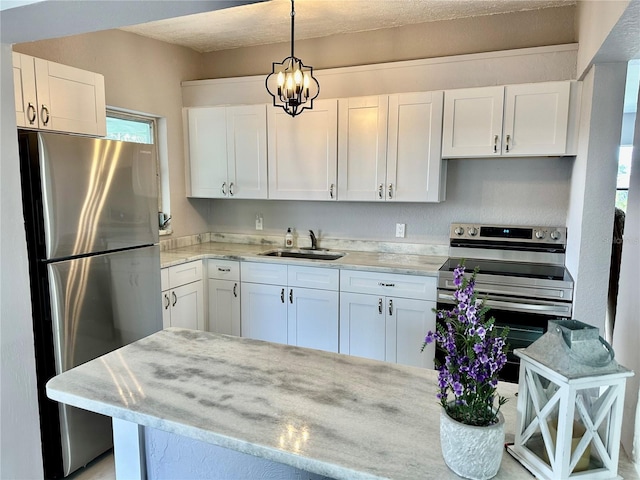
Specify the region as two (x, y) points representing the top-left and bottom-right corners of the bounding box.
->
(450, 224), (566, 245)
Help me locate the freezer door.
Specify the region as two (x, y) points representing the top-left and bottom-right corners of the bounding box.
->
(38, 132), (158, 259)
(47, 245), (161, 475)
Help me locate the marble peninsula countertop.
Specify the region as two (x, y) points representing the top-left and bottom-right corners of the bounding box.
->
(160, 237), (448, 277)
(46, 328), (532, 480)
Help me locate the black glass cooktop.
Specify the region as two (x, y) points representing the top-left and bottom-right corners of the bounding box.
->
(440, 258), (568, 281)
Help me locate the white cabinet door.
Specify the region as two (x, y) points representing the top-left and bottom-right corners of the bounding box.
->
(227, 104), (268, 199)
(387, 297), (435, 369)
(240, 282), (288, 344)
(387, 91), (445, 202)
(337, 96), (388, 201)
(13, 52), (37, 128)
(187, 107), (228, 198)
(34, 57), (106, 136)
(13, 53), (105, 136)
(288, 287), (339, 353)
(169, 281), (205, 331)
(339, 292), (387, 361)
(441, 86), (504, 158)
(187, 105), (267, 199)
(502, 81), (570, 156)
(208, 279), (240, 336)
(267, 99), (338, 200)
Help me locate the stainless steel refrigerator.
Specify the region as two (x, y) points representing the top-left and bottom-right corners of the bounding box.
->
(18, 131), (163, 478)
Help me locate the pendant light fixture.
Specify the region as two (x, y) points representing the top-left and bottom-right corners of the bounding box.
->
(265, 0), (319, 117)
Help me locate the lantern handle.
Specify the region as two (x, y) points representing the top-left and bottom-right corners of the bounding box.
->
(567, 336), (615, 367)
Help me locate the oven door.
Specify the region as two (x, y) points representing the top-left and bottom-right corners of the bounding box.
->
(436, 292), (572, 383)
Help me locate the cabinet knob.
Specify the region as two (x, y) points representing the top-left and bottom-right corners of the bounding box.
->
(388, 299), (393, 316)
(505, 134), (511, 153)
(329, 183), (335, 199)
(493, 135), (499, 153)
(378, 184), (383, 200)
(172, 291), (177, 306)
(229, 182), (234, 196)
(164, 293), (170, 310)
(27, 102), (36, 124)
(388, 184), (393, 199)
(233, 283), (238, 298)
(281, 288), (285, 303)
(289, 288), (293, 304)
(221, 182), (227, 196)
(40, 104), (50, 126)
(378, 298), (383, 314)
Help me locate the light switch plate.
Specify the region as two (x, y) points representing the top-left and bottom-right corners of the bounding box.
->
(255, 214), (263, 230)
(396, 223), (405, 238)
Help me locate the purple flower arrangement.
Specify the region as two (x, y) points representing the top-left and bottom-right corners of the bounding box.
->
(422, 264), (509, 426)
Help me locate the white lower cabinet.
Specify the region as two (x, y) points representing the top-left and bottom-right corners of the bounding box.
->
(161, 261), (205, 331)
(207, 259), (241, 336)
(339, 270), (436, 368)
(240, 262), (339, 352)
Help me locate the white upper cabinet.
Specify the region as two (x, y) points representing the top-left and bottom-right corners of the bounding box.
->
(337, 92), (445, 203)
(187, 104), (267, 199)
(267, 99), (338, 201)
(442, 81), (571, 158)
(387, 91), (445, 202)
(337, 96), (388, 201)
(13, 52), (106, 136)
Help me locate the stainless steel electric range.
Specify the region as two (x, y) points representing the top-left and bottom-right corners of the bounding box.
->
(437, 223), (574, 383)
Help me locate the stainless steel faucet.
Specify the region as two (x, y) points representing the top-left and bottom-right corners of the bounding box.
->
(309, 230), (317, 250)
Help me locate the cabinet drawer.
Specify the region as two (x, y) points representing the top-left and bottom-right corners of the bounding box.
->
(288, 265), (338, 291)
(340, 269), (436, 301)
(241, 262), (287, 285)
(167, 260), (203, 289)
(208, 259), (240, 281)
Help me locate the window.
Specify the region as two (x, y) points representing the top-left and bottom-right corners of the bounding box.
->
(106, 109), (171, 232)
(616, 146), (633, 212)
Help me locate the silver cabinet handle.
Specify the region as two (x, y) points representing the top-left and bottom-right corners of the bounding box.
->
(27, 102), (36, 124)
(281, 288), (285, 303)
(221, 182), (227, 196)
(378, 282), (395, 287)
(378, 184), (383, 199)
(164, 293), (170, 310)
(329, 183), (335, 199)
(388, 183), (393, 199)
(172, 291), (177, 307)
(378, 298), (383, 314)
(217, 267), (231, 272)
(233, 283), (238, 298)
(388, 299), (393, 316)
(505, 134), (511, 152)
(229, 182), (234, 196)
(289, 288), (293, 304)
(40, 104), (50, 126)
(493, 135), (499, 153)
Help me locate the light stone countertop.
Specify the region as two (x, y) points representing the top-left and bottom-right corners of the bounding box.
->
(46, 328), (535, 480)
(160, 241), (448, 277)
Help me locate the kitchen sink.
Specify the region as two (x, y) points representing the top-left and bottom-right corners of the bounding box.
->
(259, 249), (345, 261)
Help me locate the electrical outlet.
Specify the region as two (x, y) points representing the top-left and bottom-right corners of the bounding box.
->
(396, 223), (405, 238)
(255, 214), (263, 231)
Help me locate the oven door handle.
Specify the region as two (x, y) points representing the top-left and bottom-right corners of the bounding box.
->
(437, 293), (572, 315)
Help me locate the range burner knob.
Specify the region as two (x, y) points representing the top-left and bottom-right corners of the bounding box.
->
(535, 230), (546, 239)
(550, 230), (562, 240)
(467, 227), (478, 236)
(454, 226), (465, 236)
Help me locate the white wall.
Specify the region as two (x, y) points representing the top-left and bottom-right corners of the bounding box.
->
(566, 63), (627, 333)
(0, 42), (44, 479)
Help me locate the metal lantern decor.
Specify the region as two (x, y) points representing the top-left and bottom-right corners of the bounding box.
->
(265, 0), (319, 117)
(507, 319), (633, 480)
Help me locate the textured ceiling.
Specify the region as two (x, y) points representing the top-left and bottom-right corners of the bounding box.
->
(120, 0), (576, 53)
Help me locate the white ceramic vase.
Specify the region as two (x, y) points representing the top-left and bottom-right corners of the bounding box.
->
(440, 407), (505, 480)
